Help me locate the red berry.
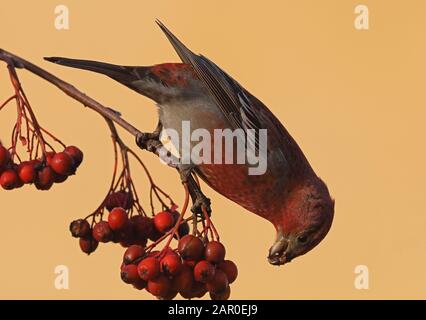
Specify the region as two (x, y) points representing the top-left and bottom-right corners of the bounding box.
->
(120, 264), (140, 284)
(79, 236), (98, 255)
(153, 211), (174, 233)
(178, 221), (190, 238)
(92, 221), (113, 243)
(0, 146), (10, 169)
(111, 232), (122, 244)
(162, 247), (178, 257)
(183, 259), (197, 268)
(132, 279), (147, 290)
(158, 289), (178, 300)
(0, 169), (19, 190)
(147, 275), (171, 297)
(12, 164), (24, 189)
(123, 245), (145, 265)
(178, 235), (204, 261)
(147, 250), (161, 257)
(179, 289), (195, 299)
(17, 161), (36, 184)
(50, 152), (75, 175)
(130, 215), (154, 240)
(180, 281), (208, 299)
(116, 222), (135, 243)
(69, 219), (91, 238)
(64, 146), (83, 168)
(160, 254), (182, 276)
(35, 166), (55, 190)
(170, 211), (190, 239)
(108, 207), (128, 231)
(205, 241), (226, 264)
(44, 152), (55, 166)
(192, 281), (208, 298)
(194, 260), (215, 283)
(120, 239), (134, 248)
(53, 172), (68, 183)
(172, 264), (194, 293)
(29, 159), (42, 169)
(206, 269), (229, 294)
(149, 227), (164, 242)
(218, 260), (238, 284)
(209, 285), (231, 300)
(182, 281), (208, 299)
(137, 257), (160, 281)
(133, 236), (148, 247)
(105, 191), (133, 211)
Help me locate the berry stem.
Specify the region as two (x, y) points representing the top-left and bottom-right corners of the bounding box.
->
(128, 148), (175, 210)
(83, 122), (121, 221)
(7, 65), (50, 159)
(200, 206), (220, 242)
(145, 183), (190, 254)
(160, 183), (190, 253)
(21, 105), (32, 153)
(0, 95), (16, 111)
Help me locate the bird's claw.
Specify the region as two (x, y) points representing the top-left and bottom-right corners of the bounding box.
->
(135, 132), (150, 149)
(177, 163), (196, 183)
(177, 163), (212, 217)
(135, 131), (161, 150)
(191, 194), (211, 217)
(135, 121), (162, 150)
(135, 122), (212, 220)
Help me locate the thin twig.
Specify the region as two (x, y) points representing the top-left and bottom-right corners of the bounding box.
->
(0, 49), (141, 137)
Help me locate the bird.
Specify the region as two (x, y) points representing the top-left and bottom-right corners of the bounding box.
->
(44, 20), (334, 266)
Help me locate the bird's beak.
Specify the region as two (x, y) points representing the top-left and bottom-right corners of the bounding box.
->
(268, 230), (291, 266)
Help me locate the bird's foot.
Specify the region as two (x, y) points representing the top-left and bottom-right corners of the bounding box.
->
(177, 163), (196, 183)
(135, 132), (156, 150)
(134, 120), (212, 219)
(135, 121), (162, 150)
(191, 193), (211, 217)
(177, 163), (212, 217)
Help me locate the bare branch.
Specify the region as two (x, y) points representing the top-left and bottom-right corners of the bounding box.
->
(0, 48), (140, 137)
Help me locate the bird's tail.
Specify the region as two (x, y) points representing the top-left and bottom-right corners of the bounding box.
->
(44, 57), (140, 84)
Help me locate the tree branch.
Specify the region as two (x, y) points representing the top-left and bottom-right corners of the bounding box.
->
(0, 48), (178, 165)
(0, 48), (141, 137)
(0, 48), (211, 214)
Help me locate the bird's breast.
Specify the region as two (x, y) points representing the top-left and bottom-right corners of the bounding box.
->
(197, 163), (285, 218)
(159, 97), (227, 136)
(157, 97), (291, 219)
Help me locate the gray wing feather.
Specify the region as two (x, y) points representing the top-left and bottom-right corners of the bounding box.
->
(156, 20), (261, 148)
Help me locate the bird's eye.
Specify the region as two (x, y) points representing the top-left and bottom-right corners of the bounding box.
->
(297, 235), (308, 243)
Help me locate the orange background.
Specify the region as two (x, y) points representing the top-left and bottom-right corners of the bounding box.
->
(0, 0), (425, 299)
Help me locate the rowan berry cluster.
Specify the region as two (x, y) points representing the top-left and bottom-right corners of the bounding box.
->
(0, 144), (83, 190)
(68, 132), (237, 300)
(70, 205), (187, 255)
(120, 235), (238, 300)
(0, 68), (83, 191)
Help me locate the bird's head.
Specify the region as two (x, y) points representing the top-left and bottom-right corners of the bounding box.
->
(268, 177), (334, 266)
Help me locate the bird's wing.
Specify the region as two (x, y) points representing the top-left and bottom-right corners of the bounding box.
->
(156, 20), (262, 148)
